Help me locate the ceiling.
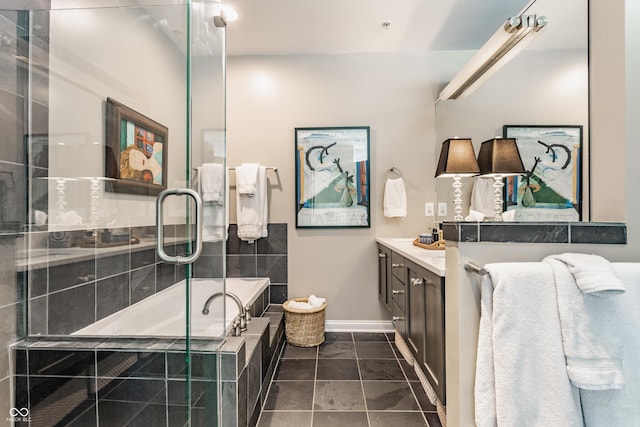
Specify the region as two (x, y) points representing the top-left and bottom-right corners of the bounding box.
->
(224, 0), (586, 57)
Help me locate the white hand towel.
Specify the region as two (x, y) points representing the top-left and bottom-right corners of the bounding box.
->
(202, 167), (229, 242)
(470, 176), (498, 218)
(383, 177), (407, 218)
(200, 163), (224, 203)
(237, 165), (268, 242)
(544, 255), (625, 390)
(236, 163), (259, 196)
(475, 262), (582, 427)
(547, 253), (625, 296)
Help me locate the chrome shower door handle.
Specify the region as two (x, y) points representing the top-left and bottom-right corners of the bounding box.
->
(156, 188), (203, 264)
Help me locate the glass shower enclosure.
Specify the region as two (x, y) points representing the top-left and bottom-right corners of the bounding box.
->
(5, 1), (228, 425)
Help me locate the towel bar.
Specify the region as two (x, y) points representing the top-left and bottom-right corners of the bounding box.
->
(464, 261), (488, 276)
(192, 166), (278, 173)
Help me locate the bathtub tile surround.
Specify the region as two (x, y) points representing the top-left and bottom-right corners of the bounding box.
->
(442, 221), (627, 244)
(258, 332), (440, 427)
(20, 224), (193, 335)
(20, 222), (288, 336)
(224, 223), (288, 304)
(13, 288), (287, 427)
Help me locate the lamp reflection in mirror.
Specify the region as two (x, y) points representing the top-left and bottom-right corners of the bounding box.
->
(435, 138), (480, 221)
(477, 137), (525, 221)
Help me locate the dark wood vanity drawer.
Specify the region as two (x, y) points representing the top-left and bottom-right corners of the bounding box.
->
(392, 275), (406, 312)
(391, 252), (406, 281)
(392, 299), (406, 337)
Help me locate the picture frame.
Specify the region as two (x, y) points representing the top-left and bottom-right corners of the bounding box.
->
(503, 125), (582, 221)
(295, 126), (370, 228)
(105, 98), (168, 196)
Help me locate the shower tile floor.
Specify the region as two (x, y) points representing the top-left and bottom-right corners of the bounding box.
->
(257, 332), (443, 427)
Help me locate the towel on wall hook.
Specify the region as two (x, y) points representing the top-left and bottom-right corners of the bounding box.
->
(384, 167), (407, 218)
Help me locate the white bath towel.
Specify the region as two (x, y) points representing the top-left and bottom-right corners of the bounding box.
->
(383, 177), (407, 218)
(236, 163), (259, 196)
(580, 263), (640, 425)
(475, 262), (582, 427)
(201, 167), (229, 242)
(200, 163), (224, 203)
(546, 253), (625, 296)
(236, 165), (268, 242)
(544, 254), (625, 390)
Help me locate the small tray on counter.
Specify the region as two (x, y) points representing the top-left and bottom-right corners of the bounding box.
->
(412, 238), (445, 251)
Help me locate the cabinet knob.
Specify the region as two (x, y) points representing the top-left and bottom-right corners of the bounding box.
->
(392, 263), (404, 268)
(392, 316), (404, 322)
(378, 253), (387, 258)
(411, 278), (424, 286)
(392, 289), (404, 295)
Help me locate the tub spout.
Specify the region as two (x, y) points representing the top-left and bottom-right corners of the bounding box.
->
(202, 292), (248, 333)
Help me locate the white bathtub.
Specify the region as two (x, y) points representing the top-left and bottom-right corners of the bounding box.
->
(72, 277), (270, 338)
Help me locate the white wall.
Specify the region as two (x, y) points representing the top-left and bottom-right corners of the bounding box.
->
(625, 0), (640, 245)
(590, 0), (626, 222)
(227, 54), (439, 321)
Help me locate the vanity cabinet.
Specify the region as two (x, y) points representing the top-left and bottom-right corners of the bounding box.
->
(377, 244), (392, 313)
(407, 259), (446, 404)
(375, 240), (446, 405)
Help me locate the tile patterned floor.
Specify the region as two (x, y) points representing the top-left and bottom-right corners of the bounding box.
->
(257, 332), (443, 427)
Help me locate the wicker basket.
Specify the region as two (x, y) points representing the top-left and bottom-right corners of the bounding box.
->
(283, 298), (327, 347)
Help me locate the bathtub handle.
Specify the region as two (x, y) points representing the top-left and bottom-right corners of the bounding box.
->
(156, 188), (203, 264)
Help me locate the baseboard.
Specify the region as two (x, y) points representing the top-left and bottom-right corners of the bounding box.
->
(324, 320), (394, 332)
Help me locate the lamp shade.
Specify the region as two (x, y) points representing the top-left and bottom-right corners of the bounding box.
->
(434, 138), (480, 178)
(477, 137), (525, 176)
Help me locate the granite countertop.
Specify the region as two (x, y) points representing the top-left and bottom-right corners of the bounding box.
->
(376, 237), (445, 277)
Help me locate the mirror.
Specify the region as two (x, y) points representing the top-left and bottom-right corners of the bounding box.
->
(434, 0), (588, 222)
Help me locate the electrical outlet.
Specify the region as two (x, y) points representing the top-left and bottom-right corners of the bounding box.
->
(437, 202), (448, 217)
(424, 202), (434, 216)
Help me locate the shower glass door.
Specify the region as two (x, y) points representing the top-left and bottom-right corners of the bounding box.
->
(13, 1), (227, 425)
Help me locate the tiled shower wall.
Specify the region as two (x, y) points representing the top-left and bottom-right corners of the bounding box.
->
(23, 222), (288, 336)
(0, 7), (49, 416)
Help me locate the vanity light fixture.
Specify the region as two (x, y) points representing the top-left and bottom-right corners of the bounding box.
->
(477, 137), (525, 221)
(438, 14), (548, 101)
(435, 138), (480, 221)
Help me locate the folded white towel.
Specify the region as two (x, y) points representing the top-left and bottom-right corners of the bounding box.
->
(547, 253), (625, 296)
(544, 255), (625, 390)
(580, 263), (640, 425)
(202, 167), (229, 242)
(288, 300), (312, 310)
(288, 295), (326, 310)
(236, 163), (259, 195)
(475, 262), (582, 427)
(237, 165), (268, 242)
(308, 294), (326, 308)
(383, 177), (407, 218)
(200, 163), (224, 203)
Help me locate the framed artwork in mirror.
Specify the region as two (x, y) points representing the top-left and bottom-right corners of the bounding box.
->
(295, 126), (370, 228)
(105, 98), (168, 196)
(503, 125), (582, 221)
